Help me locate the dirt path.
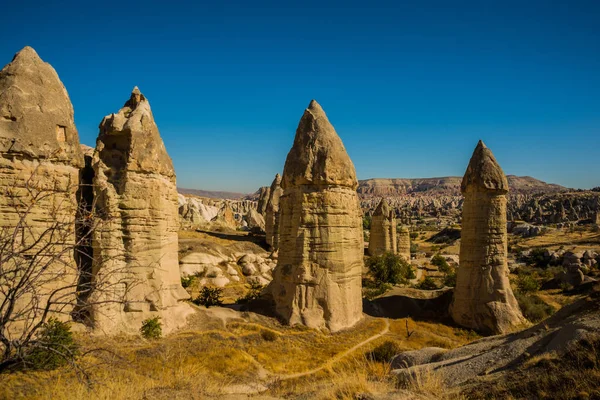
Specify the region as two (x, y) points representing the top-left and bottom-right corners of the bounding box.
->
(222, 318), (391, 395)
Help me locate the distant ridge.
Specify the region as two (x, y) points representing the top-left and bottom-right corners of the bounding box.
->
(177, 187), (247, 200)
(357, 175), (566, 197)
(180, 175), (567, 202)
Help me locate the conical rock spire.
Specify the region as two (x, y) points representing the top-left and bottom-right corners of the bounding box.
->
(0, 46), (83, 166)
(282, 100), (357, 189)
(461, 140), (508, 193)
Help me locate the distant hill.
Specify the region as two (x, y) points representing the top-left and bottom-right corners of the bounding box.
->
(357, 175), (566, 197)
(177, 187), (247, 200)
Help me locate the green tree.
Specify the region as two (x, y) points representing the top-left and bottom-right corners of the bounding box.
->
(366, 252), (415, 285)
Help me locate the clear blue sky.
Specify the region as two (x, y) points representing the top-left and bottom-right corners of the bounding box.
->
(2, 0), (599, 192)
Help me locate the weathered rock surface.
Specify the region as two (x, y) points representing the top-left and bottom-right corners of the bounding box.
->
(244, 208), (265, 233)
(265, 173), (283, 250)
(178, 194), (220, 227)
(90, 88), (192, 335)
(450, 141), (524, 334)
(368, 198), (397, 256)
(393, 291), (600, 389)
(256, 186), (270, 215)
(271, 100), (363, 332)
(397, 226), (411, 261)
(0, 47), (84, 336)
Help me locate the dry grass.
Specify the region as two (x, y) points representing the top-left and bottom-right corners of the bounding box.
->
(515, 229), (600, 253)
(0, 310), (480, 400)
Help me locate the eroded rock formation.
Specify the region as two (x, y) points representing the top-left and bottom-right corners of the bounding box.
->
(450, 141), (524, 334)
(89, 87), (192, 334)
(397, 226), (411, 261)
(0, 47), (84, 335)
(271, 100), (363, 332)
(368, 198), (397, 256)
(265, 173), (283, 250)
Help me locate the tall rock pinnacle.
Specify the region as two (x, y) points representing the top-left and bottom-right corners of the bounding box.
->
(271, 100), (363, 332)
(368, 198), (397, 256)
(450, 141), (525, 334)
(90, 87), (192, 335)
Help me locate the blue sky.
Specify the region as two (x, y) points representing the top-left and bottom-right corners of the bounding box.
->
(2, 0), (599, 192)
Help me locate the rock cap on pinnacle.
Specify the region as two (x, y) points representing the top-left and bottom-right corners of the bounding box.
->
(282, 100), (357, 189)
(373, 198), (392, 217)
(0, 46), (83, 166)
(461, 140), (508, 193)
(270, 173), (282, 189)
(96, 87), (174, 177)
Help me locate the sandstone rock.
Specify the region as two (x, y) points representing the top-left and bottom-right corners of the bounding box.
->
(450, 141), (525, 334)
(0, 47), (84, 336)
(368, 199), (397, 256)
(397, 226), (411, 261)
(244, 208), (265, 232)
(265, 173), (283, 250)
(90, 87), (192, 335)
(256, 186), (270, 215)
(391, 347), (446, 369)
(270, 100), (363, 332)
(562, 251), (585, 286)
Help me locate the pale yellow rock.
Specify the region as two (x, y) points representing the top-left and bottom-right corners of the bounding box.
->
(89, 88), (192, 335)
(271, 100), (363, 332)
(397, 226), (411, 261)
(450, 141), (525, 334)
(368, 198), (397, 256)
(265, 173), (283, 250)
(0, 47), (83, 337)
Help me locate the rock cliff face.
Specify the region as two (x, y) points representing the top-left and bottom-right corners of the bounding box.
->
(265, 173), (283, 250)
(256, 186), (270, 215)
(271, 100), (363, 332)
(89, 88), (192, 334)
(368, 198), (397, 256)
(450, 141), (524, 334)
(0, 47), (84, 335)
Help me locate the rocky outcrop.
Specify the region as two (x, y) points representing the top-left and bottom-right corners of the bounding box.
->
(256, 186), (270, 215)
(177, 194), (219, 227)
(271, 100), (363, 332)
(397, 226), (411, 261)
(265, 173), (283, 250)
(89, 87), (192, 335)
(368, 198), (397, 256)
(0, 47), (84, 336)
(450, 141), (524, 334)
(244, 208), (265, 233)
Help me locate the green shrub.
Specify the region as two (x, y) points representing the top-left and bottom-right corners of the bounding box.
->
(363, 215), (372, 230)
(181, 275), (195, 288)
(367, 340), (402, 363)
(236, 282), (264, 304)
(23, 318), (79, 371)
(193, 286), (223, 307)
(409, 232), (419, 240)
(443, 271), (456, 287)
(517, 274), (541, 293)
(416, 276), (439, 290)
(261, 330), (278, 342)
(431, 254), (451, 273)
(366, 252), (415, 285)
(140, 316), (162, 339)
(363, 281), (392, 300)
(410, 243), (419, 254)
(515, 292), (555, 323)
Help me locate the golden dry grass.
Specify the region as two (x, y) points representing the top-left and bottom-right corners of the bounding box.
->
(0, 310), (480, 400)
